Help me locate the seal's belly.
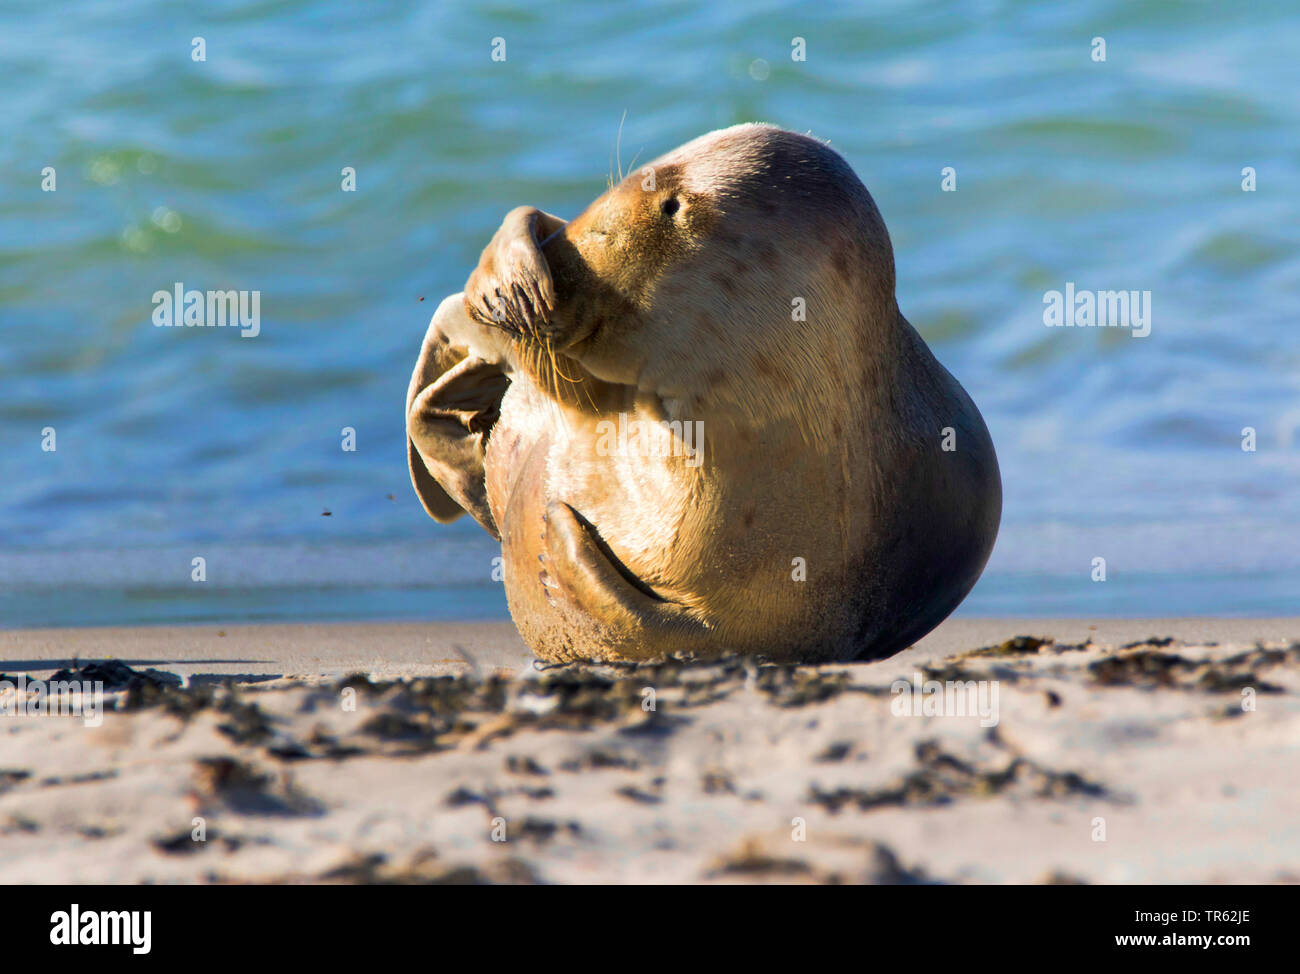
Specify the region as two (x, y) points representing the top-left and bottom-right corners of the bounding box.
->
(485, 379), (732, 654)
(485, 377), (851, 661)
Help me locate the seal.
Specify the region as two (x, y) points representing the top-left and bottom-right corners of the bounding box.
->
(407, 123), (1001, 663)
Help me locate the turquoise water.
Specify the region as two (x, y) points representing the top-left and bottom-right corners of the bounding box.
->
(2, 0), (1298, 628)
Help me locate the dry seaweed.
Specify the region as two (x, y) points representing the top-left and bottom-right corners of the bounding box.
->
(960, 635), (1053, 658)
(48, 659), (181, 692)
(808, 740), (1108, 814)
(190, 756), (323, 817)
(1089, 649), (1285, 694)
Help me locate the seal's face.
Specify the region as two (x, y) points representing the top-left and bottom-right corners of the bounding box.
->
(534, 158), (715, 380)
(484, 124), (898, 418)
(461, 123), (902, 444)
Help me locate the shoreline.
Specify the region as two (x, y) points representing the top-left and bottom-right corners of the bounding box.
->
(3, 616), (1298, 683)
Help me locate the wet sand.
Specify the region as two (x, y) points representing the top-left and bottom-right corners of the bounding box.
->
(1, 617), (1298, 884)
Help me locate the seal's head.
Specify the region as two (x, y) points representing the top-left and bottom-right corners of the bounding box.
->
(466, 124), (900, 431)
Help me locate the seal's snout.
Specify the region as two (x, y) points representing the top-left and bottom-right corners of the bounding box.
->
(537, 224), (618, 350)
(461, 205), (616, 352)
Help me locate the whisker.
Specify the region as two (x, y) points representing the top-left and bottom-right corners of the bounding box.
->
(624, 148), (643, 182)
(615, 109), (628, 182)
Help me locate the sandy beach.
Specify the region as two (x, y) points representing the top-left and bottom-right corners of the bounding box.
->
(2, 617), (1297, 884)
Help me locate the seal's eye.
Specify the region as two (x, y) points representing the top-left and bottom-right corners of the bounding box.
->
(661, 197), (680, 217)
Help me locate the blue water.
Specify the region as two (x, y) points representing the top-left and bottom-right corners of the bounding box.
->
(2, 0), (1298, 628)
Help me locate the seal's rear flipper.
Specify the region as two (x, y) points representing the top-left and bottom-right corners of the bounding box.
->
(407, 294), (511, 538)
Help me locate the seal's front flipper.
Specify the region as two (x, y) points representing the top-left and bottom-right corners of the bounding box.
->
(407, 293), (510, 537)
(465, 207), (567, 337)
(543, 500), (715, 659)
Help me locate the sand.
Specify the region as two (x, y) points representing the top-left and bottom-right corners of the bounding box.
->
(1, 617), (1297, 884)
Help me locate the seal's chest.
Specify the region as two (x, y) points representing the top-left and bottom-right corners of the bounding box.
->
(487, 379), (706, 593)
